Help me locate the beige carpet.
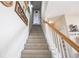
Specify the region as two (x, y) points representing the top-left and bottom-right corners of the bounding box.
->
(21, 25), (51, 58)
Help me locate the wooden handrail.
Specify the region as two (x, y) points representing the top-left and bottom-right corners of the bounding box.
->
(1, 1), (13, 7)
(43, 20), (79, 53)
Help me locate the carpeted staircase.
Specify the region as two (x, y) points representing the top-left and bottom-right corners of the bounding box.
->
(21, 25), (51, 58)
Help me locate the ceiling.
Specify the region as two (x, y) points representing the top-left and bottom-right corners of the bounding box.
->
(31, 1), (42, 10)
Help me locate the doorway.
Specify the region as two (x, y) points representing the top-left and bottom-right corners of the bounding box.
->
(33, 10), (41, 25)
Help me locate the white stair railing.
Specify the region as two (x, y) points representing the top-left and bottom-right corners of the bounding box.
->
(43, 20), (79, 58)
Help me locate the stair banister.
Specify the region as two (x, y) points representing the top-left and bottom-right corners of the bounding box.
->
(43, 20), (79, 53)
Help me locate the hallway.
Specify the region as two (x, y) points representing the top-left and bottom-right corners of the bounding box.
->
(21, 25), (51, 58)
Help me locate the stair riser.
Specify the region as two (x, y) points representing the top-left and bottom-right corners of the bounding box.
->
(27, 40), (46, 43)
(28, 37), (45, 39)
(24, 47), (49, 50)
(22, 51), (51, 55)
(31, 30), (42, 31)
(30, 32), (43, 34)
(29, 36), (44, 38)
(28, 39), (46, 42)
(30, 33), (43, 35)
(25, 47), (48, 49)
(29, 35), (44, 37)
(21, 55), (51, 58)
(25, 43), (48, 45)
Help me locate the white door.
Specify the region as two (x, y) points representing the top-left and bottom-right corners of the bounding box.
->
(33, 10), (40, 25)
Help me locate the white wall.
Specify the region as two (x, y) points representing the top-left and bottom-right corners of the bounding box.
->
(45, 1), (79, 18)
(29, 2), (33, 30)
(0, 2), (31, 57)
(41, 1), (48, 20)
(41, 1), (79, 58)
